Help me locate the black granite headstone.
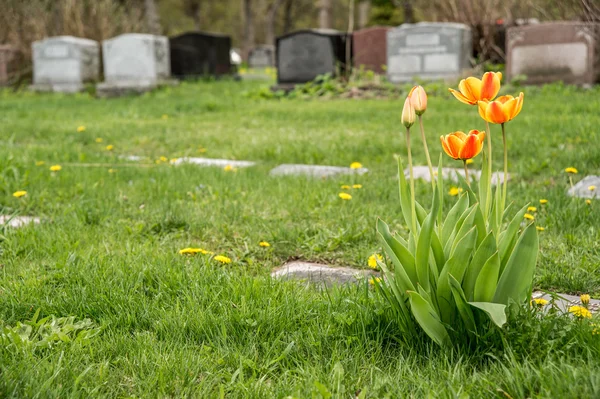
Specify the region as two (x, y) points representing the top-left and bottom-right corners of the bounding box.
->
(276, 29), (351, 85)
(169, 32), (231, 78)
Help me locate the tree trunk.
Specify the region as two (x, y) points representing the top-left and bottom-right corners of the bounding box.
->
(318, 0), (333, 29)
(283, 0), (294, 33)
(144, 0), (161, 34)
(266, 0), (285, 45)
(184, 0), (202, 30)
(358, 0), (370, 29)
(242, 0), (255, 61)
(403, 0), (414, 24)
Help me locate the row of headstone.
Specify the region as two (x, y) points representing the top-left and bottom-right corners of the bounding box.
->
(29, 32), (234, 94)
(273, 21), (600, 87)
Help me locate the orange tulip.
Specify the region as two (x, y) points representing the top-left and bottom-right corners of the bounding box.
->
(401, 96), (416, 128)
(449, 72), (502, 105)
(478, 92), (524, 124)
(440, 130), (485, 161)
(408, 85), (427, 115)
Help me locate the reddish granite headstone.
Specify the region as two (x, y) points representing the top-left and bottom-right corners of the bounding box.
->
(0, 45), (16, 86)
(506, 22), (600, 85)
(353, 27), (389, 74)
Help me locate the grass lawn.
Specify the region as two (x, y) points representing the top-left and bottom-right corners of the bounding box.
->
(0, 80), (599, 397)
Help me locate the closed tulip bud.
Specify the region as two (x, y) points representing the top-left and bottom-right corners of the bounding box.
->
(408, 85), (427, 115)
(401, 97), (416, 128)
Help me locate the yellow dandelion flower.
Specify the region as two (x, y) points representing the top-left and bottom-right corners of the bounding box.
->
(106, 145), (114, 151)
(353, 184), (363, 189)
(179, 247), (203, 255)
(581, 294), (591, 305)
(170, 158), (178, 164)
(536, 226), (545, 231)
(259, 241), (270, 247)
(539, 199), (548, 205)
(350, 162), (363, 169)
(368, 254), (383, 269)
(588, 185), (597, 191)
(198, 147), (207, 153)
(159, 156), (168, 163)
(108, 169), (116, 174)
(35, 161), (45, 166)
(49, 165), (62, 172)
(531, 298), (548, 306)
(161, 114), (169, 120)
(200, 249), (213, 255)
(565, 167), (578, 174)
(524, 213), (534, 221)
(527, 206), (537, 213)
(368, 277), (382, 285)
(569, 305), (592, 319)
(339, 192), (352, 200)
(341, 185), (351, 190)
(465, 159), (474, 165)
(95, 138), (103, 143)
(77, 125), (86, 133)
(586, 199), (592, 205)
(448, 187), (463, 196)
(214, 255), (232, 264)
(223, 165), (237, 172)
(12, 190), (27, 198)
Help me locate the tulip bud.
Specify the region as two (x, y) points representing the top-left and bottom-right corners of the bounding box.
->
(401, 97), (415, 128)
(409, 85), (427, 115)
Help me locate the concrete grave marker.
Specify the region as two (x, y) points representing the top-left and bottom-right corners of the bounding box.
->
(270, 164), (368, 178)
(174, 157), (256, 168)
(31, 36), (99, 92)
(405, 166), (508, 185)
(275, 29), (350, 88)
(0, 45), (16, 86)
(507, 22), (600, 85)
(272, 261), (378, 286)
(249, 45), (275, 68)
(0, 215), (41, 228)
(567, 175), (600, 199)
(353, 27), (389, 74)
(532, 291), (599, 314)
(170, 32), (232, 78)
(97, 33), (175, 96)
(387, 22), (472, 82)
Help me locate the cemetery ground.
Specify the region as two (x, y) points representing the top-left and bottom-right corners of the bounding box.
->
(1, 80), (599, 397)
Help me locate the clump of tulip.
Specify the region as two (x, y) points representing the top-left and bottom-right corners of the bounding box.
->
(375, 75), (538, 348)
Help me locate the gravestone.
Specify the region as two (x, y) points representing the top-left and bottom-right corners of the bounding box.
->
(97, 33), (174, 96)
(0, 45), (16, 86)
(272, 261), (378, 287)
(567, 175), (600, 199)
(353, 27), (389, 74)
(249, 45), (275, 68)
(0, 215), (41, 228)
(30, 36), (99, 92)
(170, 32), (232, 78)
(270, 164), (368, 178)
(387, 22), (472, 82)
(506, 22), (600, 85)
(532, 291), (599, 314)
(173, 157), (256, 168)
(275, 29), (351, 88)
(405, 166), (508, 185)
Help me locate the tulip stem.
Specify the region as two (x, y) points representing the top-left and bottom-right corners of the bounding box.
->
(463, 161), (470, 187)
(501, 123), (508, 214)
(418, 115), (435, 189)
(406, 127), (418, 236)
(485, 121), (492, 219)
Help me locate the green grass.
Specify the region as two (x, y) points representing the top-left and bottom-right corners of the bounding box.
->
(0, 80), (599, 397)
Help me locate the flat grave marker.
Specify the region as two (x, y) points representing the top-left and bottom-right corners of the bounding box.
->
(387, 22), (472, 83)
(567, 175), (600, 199)
(31, 36), (99, 93)
(405, 166), (508, 185)
(506, 22), (600, 85)
(270, 164), (368, 178)
(174, 157), (256, 168)
(272, 261), (378, 286)
(0, 215), (41, 228)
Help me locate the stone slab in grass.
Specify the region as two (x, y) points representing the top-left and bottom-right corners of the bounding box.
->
(532, 291), (600, 314)
(272, 261), (378, 286)
(0, 215), (41, 228)
(173, 157), (256, 168)
(567, 175), (600, 199)
(270, 164), (368, 178)
(404, 166), (508, 185)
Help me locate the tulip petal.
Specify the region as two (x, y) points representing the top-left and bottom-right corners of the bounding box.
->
(446, 134), (465, 159)
(514, 92), (524, 119)
(459, 78), (482, 104)
(458, 134), (483, 160)
(485, 101), (508, 124)
(449, 88), (476, 105)
(478, 101), (489, 122)
(480, 72), (501, 101)
(452, 131), (468, 141)
(501, 97), (520, 122)
(441, 136), (455, 159)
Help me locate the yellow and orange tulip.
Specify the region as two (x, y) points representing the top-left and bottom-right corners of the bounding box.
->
(401, 96), (416, 128)
(449, 72), (502, 105)
(478, 93), (524, 124)
(440, 130), (485, 161)
(408, 85), (427, 115)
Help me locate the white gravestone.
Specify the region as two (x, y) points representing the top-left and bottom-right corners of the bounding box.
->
(98, 33), (174, 96)
(387, 22), (472, 82)
(31, 36), (99, 93)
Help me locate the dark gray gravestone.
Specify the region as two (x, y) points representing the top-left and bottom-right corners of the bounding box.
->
(249, 45), (275, 68)
(170, 32), (232, 78)
(276, 29), (350, 86)
(387, 22), (472, 83)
